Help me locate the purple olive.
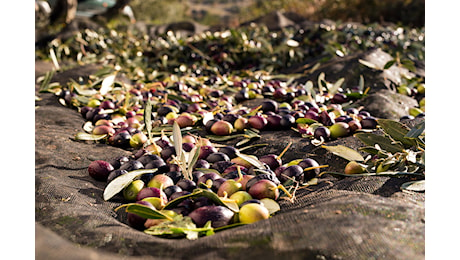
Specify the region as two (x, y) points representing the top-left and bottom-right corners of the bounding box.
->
(298, 158), (320, 181)
(314, 126), (331, 141)
(248, 115), (268, 130)
(259, 154), (282, 171)
(189, 205), (234, 228)
(88, 160), (114, 181)
(261, 100), (278, 113)
(127, 200), (154, 230)
(248, 179), (279, 200)
(136, 187), (168, 204)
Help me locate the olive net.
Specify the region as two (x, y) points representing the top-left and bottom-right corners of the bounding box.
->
(35, 61), (424, 259)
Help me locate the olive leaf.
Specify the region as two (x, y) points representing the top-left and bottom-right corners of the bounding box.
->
(358, 59), (381, 70)
(321, 145), (365, 162)
(164, 188), (239, 212)
(103, 169), (158, 201)
(144, 215), (214, 240)
(377, 119), (417, 148)
(144, 99), (154, 141)
(405, 120), (425, 139)
(323, 171), (424, 177)
(100, 73), (116, 95)
(401, 180), (425, 192)
(116, 203), (173, 220)
(355, 132), (405, 154)
(38, 70), (55, 93)
(383, 59), (396, 70)
(74, 132), (107, 141)
(328, 77), (345, 95)
(235, 152), (265, 169)
(172, 121), (184, 163)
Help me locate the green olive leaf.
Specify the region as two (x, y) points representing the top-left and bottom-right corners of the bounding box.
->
(401, 180), (425, 192)
(103, 169), (158, 201)
(74, 132), (107, 141)
(355, 132), (405, 153)
(116, 203), (173, 220)
(377, 119), (417, 148)
(321, 145), (365, 162)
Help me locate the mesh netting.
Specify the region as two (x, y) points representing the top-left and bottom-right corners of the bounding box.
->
(36, 83), (424, 259)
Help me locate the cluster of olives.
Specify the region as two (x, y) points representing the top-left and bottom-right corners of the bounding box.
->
(88, 132), (322, 231)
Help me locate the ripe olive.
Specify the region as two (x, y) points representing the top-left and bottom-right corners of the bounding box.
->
(88, 160), (114, 181)
(188, 205), (234, 228)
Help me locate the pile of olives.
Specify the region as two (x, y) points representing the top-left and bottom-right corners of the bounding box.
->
(88, 133), (323, 232)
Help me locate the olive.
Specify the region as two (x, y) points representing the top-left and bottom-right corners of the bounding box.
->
(107, 169), (128, 183)
(217, 179), (242, 197)
(198, 145), (218, 160)
(234, 117), (249, 131)
(127, 200), (154, 230)
(210, 120), (234, 136)
(108, 156), (130, 170)
(176, 179), (197, 192)
(136, 187), (168, 204)
(206, 152), (230, 164)
(314, 126), (331, 141)
(100, 100), (115, 110)
(130, 132), (148, 148)
(137, 154), (162, 166)
(248, 115), (268, 130)
(123, 179), (145, 201)
(160, 146), (176, 161)
(298, 158), (320, 181)
(261, 100), (278, 113)
(329, 122), (350, 139)
(144, 159), (167, 170)
(331, 93), (349, 104)
(248, 179), (279, 200)
(188, 206), (234, 228)
(218, 146), (238, 160)
(211, 161), (235, 173)
(164, 185), (183, 199)
(360, 117), (378, 129)
(319, 111), (335, 126)
(192, 171), (205, 183)
(258, 154), (282, 171)
(194, 159), (210, 170)
(211, 178), (227, 192)
(266, 114), (282, 129)
(245, 172), (280, 191)
(280, 114), (295, 129)
(88, 160), (114, 181)
(344, 161), (366, 174)
(169, 190), (191, 201)
(157, 105), (175, 117)
(222, 113), (240, 125)
(347, 119), (362, 133)
(240, 199), (263, 208)
(175, 113), (196, 128)
(238, 203), (269, 224)
(281, 165), (304, 182)
(182, 142), (195, 152)
(205, 119), (219, 133)
(147, 174), (174, 189)
(229, 191), (253, 206)
(197, 172), (221, 186)
(165, 171), (183, 183)
(119, 160), (144, 172)
(111, 131), (131, 148)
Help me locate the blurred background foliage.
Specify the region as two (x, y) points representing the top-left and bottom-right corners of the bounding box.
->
(128, 0), (424, 27)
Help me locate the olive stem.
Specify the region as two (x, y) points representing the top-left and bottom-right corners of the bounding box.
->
(276, 184), (293, 198)
(236, 166), (243, 183)
(276, 141), (293, 161)
(303, 165), (329, 172)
